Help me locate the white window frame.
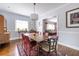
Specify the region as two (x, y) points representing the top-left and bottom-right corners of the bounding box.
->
(15, 20), (28, 32)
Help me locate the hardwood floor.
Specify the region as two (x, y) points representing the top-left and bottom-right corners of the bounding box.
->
(0, 39), (79, 56)
(0, 40), (20, 56)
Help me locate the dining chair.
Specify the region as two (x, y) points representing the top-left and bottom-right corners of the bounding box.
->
(39, 36), (58, 56)
(21, 34), (38, 56)
(21, 34), (25, 47)
(43, 32), (49, 41)
(21, 34), (25, 42)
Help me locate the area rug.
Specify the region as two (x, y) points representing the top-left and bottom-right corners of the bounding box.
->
(17, 42), (62, 56)
(17, 42), (27, 56)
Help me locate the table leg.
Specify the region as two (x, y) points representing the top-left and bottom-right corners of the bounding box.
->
(37, 42), (40, 56)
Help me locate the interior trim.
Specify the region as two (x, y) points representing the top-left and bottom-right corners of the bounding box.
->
(58, 42), (79, 50)
(10, 37), (21, 40)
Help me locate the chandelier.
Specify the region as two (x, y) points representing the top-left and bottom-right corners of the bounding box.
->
(30, 3), (38, 21)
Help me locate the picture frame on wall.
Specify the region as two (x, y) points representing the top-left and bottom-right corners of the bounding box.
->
(66, 8), (79, 28)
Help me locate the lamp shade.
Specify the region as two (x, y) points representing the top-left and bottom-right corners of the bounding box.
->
(30, 13), (38, 20)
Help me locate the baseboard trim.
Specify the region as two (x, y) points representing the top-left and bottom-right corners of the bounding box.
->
(10, 37), (21, 40)
(58, 42), (79, 50)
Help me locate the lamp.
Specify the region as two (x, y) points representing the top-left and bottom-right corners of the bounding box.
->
(30, 3), (38, 20)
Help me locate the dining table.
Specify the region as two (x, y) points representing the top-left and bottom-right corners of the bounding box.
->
(24, 33), (44, 42)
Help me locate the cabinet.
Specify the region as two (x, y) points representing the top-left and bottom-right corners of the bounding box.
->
(0, 15), (10, 44)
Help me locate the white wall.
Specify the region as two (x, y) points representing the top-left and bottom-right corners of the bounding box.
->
(39, 3), (79, 50)
(0, 10), (34, 40)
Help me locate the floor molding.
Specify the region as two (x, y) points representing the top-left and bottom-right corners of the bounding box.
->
(10, 37), (21, 40)
(58, 42), (79, 51)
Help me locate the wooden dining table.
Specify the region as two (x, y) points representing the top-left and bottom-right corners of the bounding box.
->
(24, 33), (44, 42)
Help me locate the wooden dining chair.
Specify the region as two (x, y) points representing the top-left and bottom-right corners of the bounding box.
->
(39, 36), (58, 56)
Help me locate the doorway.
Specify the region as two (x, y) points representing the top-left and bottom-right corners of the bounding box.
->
(43, 17), (58, 35)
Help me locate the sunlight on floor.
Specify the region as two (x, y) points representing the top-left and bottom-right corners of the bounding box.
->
(14, 46), (19, 56)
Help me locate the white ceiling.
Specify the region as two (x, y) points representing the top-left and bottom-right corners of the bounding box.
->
(0, 3), (65, 17)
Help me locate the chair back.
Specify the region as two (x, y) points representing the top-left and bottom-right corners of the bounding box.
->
(22, 35), (31, 56)
(48, 36), (58, 52)
(43, 32), (49, 41)
(21, 34), (25, 40)
(21, 34), (26, 46)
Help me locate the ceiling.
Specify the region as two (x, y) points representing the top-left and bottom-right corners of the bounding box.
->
(0, 3), (65, 17)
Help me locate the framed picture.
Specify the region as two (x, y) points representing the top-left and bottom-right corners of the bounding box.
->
(66, 8), (79, 28)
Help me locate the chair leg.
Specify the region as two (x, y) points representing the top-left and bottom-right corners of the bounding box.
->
(47, 52), (50, 56)
(55, 50), (57, 56)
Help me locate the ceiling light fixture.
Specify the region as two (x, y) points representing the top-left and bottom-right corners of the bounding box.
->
(30, 3), (38, 21)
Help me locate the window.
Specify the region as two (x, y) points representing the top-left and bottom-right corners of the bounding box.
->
(15, 20), (28, 31)
(47, 23), (55, 30)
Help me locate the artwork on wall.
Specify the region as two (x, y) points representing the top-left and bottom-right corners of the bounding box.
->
(66, 8), (79, 28)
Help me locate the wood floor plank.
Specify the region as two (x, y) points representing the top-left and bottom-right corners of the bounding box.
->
(0, 40), (20, 56)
